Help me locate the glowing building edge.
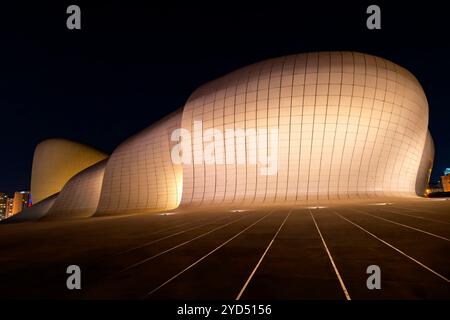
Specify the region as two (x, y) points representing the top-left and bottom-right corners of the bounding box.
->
(4, 52), (434, 223)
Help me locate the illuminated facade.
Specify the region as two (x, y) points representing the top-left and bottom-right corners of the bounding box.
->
(416, 131), (434, 196)
(0, 193), (7, 219)
(5, 197), (13, 218)
(180, 52), (432, 205)
(96, 110), (183, 216)
(3, 52), (435, 222)
(442, 175), (450, 192)
(30, 139), (108, 204)
(441, 168), (450, 192)
(12, 191), (32, 215)
(44, 160), (107, 220)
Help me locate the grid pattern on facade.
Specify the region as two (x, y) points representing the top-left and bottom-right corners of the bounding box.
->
(180, 52), (430, 206)
(96, 111), (183, 215)
(45, 160), (107, 219)
(415, 131), (434, 196)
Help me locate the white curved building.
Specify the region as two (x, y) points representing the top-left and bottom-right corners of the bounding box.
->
(3, 52), (434, 222)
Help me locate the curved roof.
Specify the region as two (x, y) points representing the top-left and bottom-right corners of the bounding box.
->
(179, 52), (430, 205)
(30, 139), (108, 204)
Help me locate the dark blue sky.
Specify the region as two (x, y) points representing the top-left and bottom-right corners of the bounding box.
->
(0, 1), (449, 195)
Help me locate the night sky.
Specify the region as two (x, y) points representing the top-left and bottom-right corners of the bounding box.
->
(1, 2), (449, 195)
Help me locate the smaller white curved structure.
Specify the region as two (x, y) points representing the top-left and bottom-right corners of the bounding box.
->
(31, 139), (108, 204)
(43, 160), (107, 220)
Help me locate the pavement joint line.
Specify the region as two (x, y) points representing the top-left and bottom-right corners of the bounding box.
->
(79, 218), (199, 269)
(389, 204), (448, 215)
(309, 208), (351, 301)
(84, 212), (239, 270)
(235, 209), (293, 300)
(348, 208), (450, 242)
(75, 214), (246, 291)
(142, 210), (274, 299)
(118, 212), (252, 274)
(376, 207), (450, 226)
(115, 212), (239, 255)
(330, 208), (450, 284)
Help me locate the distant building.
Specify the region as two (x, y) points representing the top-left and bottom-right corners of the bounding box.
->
(0, 193), (7, 219)
(442, 175), (450, 192)
(12, 191), (32, 215)
(6, 197), (14, 217)
(428, 179), (443, 193)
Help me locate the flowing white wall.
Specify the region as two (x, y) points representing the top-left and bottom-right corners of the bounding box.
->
(43, 160), (107, 220)
(96, 110), (183, 215)
(179, 52), (430, 206)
